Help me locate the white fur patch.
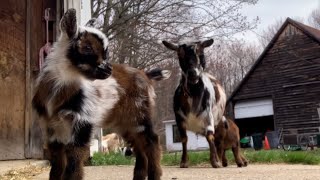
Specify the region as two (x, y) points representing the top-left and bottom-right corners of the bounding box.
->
(201, 74), (216, 126)
(79, 26), (109, 49)
(222, 116), (227, 122)
(148, 85), (156, 107)
(89, 76), (121, 126)
(206, 125), (215, 133)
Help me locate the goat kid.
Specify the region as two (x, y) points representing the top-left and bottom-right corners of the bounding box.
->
(162, 39), (226, 168)
(33, 9), (169, 180)
(214, 117), (248, 167)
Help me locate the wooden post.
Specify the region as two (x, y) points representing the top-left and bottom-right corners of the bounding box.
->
(25, 0), (31, 159)
(98, 128), (103, 152)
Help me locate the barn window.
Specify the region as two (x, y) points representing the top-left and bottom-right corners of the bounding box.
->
(172, 125), (181, 143)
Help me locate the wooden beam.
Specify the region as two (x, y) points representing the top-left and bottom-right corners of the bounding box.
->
(25, 0), (32, 158)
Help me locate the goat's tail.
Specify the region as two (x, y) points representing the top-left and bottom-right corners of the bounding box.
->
(222, 116), (229, 129)
(145, 68), (171, 81)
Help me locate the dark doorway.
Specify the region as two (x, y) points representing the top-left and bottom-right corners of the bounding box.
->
(235, 115), (274, 138)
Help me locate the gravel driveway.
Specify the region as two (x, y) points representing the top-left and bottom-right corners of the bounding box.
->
(34, 164), (320, 180)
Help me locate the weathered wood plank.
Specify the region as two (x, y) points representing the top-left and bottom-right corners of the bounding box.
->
(0, 0), (26, 160)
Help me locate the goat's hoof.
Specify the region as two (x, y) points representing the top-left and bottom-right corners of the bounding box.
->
(237, 162), (246, 167)
(180, 162), (189, 168)
(211, 162), (221, 168)
(222, 162), (228, 167)
(243, 161), (248, 167)
(237, 163), (243, 167)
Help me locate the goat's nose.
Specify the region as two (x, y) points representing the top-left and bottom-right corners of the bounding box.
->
(187, 69), (197, 77)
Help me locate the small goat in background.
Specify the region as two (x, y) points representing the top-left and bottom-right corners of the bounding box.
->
(163, 39), (226, 168)
(33, 9), (169, 180)
(215, 117), (248, 167)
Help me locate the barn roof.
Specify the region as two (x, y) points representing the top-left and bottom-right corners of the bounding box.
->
(227, 18), (320, 104)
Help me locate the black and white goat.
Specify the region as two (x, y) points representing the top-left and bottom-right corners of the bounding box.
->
(162, 39), (226, 168)
(32, 9), (169, 180)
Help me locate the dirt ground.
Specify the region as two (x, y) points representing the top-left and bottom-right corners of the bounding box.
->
(34, 164), (320, 180)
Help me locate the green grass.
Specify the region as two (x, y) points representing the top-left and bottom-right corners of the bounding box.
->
(91, 152), (135, 166)
(90, 149), (320, 166)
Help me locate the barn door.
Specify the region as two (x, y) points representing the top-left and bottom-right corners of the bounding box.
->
(0, 0), (26, 160)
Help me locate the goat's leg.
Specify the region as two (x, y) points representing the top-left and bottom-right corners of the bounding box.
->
(48, 141), (67, 180)
(206, 131), (221, 168)
(222, 150), (228, 167)
(63, 145), (87, 180)
(215, 139), (222, 161)
(240, 153), (248, 167)
(232, 142), (245, 167)
(215, 140), (225, 167)
(144, 129), (162, 180)
(176, 120), (189, 168)
(133, 142), (148, 180)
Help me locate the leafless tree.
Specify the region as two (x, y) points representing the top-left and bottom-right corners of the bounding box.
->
(257, 19), (284, 48)
(206, 40), (260, 96)
(308, 7), (320, 29)
(91, 0), (259, 69)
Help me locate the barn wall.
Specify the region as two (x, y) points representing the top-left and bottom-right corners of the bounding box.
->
(230, 24), (320, 135)
(0, 0), (26, 160)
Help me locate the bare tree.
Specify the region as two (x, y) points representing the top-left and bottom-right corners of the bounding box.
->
(308, 7), (320, 29)
(258, 19), (284, 48)
(91, 0), (259, 68)
(206, 40), (260, 96)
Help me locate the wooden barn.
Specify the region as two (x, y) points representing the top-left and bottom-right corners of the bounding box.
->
(227, 18), (320, 141)
(0, 0), (91, 160)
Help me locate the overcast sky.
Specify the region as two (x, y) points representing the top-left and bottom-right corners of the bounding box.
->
(238, 0), (320, 44)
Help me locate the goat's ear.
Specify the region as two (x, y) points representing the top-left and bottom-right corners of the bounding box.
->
(162, 41), (178, 51)
(60, 8), (77, 39)
(201, 39), (214, 48)
(85, 18), (99, 28)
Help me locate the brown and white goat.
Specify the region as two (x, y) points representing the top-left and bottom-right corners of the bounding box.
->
(162, 39), (226, 168)
(102, 133), (124, 153)
(214, 117), (248, 167)
(32, 9), (169, 180)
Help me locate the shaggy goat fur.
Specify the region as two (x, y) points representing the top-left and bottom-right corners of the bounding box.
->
(33, 9), (169, 180)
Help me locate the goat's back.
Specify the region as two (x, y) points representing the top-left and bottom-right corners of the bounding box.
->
(97, 64), (156, 138)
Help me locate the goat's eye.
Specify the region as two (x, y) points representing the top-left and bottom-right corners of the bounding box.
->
(84, 45), (93, 52)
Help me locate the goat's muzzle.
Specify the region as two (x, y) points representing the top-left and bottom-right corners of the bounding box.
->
(93, 62), (112, 79)
(187, 69), (200, 84)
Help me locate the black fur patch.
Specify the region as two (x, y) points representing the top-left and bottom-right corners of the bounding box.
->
(178, 45), (198, 73)
(73, 121), (93, 147)
(67, 39), (99, 67)
(59, 89), (84, 113)
(32, 98), (47, 116)
(65, 156), (76, 174)
(145, 68), (165, 81)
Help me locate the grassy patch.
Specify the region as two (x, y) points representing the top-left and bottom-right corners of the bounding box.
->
(91, 152), (135, 166)
(162, 151), (210, 166)
(243, 149), (320, 165)
(90, 149), (320, 166)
